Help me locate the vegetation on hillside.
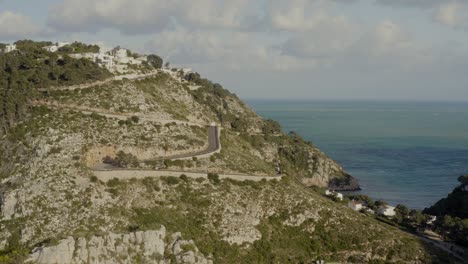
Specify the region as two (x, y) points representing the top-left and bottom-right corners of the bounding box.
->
(0, 40), (111, 134)
(147, 54), (163, 68)
(186, 72), (257, 132)
(424, 175), (468, 246)
(57, 41), (100, 53)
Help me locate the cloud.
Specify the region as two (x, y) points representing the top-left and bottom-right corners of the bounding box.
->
(145, 28), (313, 72)
(434, 2), (468, 27)
(266, 0), (351, 32)
(281, 17), (358, 59)
(0, 11), (42, 40)
(375, 0), (445, 8)
(178, 0), (252, 30)
(48, 0), (254, 34)
(48, 0), (175, 34)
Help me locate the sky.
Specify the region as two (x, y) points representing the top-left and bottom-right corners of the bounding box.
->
(1, 0), (468, 101)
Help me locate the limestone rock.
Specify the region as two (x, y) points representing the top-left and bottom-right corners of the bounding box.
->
(27, 226), (211, 264)
(30, 236), (75, 264)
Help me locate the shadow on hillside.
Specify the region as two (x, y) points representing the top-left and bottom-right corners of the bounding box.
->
(419, 238), (466, 264)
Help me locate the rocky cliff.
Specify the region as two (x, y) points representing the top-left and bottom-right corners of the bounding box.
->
(28, 226), (211, 264)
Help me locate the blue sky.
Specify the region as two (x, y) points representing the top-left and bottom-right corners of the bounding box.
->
(1, 0), (468, 101)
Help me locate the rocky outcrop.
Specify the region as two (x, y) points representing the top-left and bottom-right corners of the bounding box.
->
(28, 226), (212, 264)
(328, 173), (361, 191)
(282, 143), (360, 191)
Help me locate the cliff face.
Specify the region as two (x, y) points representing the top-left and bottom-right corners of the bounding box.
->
(28, 226), (211, 264)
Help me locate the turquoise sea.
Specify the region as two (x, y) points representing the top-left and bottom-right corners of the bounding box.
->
(248, 100), (468, 209)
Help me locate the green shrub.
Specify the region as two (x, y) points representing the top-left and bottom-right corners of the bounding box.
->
(180, 174), (189, 182)
(162, 176), (180, 185)
(207, 173), (220, 185)
(90, 176), (98, 183)
(107, 178), (120, 187)
(130, 116), (139, 123)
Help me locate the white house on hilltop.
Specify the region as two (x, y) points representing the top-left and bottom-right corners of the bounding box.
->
(114, 48), (127, 58)
(4, 44), (16, 53)
(378, 205), (396, 217)
(43, 42), (70, 53)
(43, 45), (58, 52)
(93, 53), (114, 69)
(57, 41), (70, 48)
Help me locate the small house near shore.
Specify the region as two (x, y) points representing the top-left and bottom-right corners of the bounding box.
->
(325, 190), (344, 201)
(378, 205), (396, 217)
(348, 200), (363, 211)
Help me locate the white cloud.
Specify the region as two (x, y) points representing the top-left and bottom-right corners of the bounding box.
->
(48, 0), (175, 34)
(281, 17), (359, 59)
(48, 0), (254, 34)
(266, 0), (349, 32)
(179, 0), (251, 30)
(435, 2), (468, 27)
(0, 11), (41, 40)
(145, 28), (314, 72)
(375, 0), (446, 8)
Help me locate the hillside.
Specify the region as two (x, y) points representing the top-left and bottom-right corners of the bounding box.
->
(0, 44), (458, 263)
(424, 175), (468, 247)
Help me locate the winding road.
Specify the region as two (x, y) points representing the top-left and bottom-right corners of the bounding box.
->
(35, 75), (281, 182)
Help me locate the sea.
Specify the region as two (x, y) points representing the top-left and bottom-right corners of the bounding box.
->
(247, 100), (468, 210)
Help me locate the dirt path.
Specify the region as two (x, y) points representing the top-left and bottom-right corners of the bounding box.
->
(33, 101), (205, 127)
(93, 169), (281, 182)
(37, 71), (160, 92)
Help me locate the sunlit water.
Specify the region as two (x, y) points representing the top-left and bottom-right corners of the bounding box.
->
(248, 100), (468, 209)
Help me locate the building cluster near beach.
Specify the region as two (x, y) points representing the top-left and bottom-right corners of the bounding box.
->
(347, 199), (395, 216)
(325, 189), (401, 217)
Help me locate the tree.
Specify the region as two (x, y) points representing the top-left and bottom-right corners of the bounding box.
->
(394, 204), (410, 224)
(262, 119), (281, 135)
(410, 209), (426, 226)
(458, 174), (468, 185)
(375, 200), (388, 207)
(207, 173), (221, 184)
(147, 54), (163, 68)
(164, 61), (170, 68)
(395, 204), (410, 218)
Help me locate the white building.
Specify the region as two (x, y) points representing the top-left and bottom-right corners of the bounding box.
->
(43, 45), (58, 52)
(5, 44), (16, 53)
(378, 205), (396, 217)
(336, 193), (344, 201)
(93, 53), (114, 69)
(325, 190), (343, 201)
(426, 215), (437, 225)
(348, 200), (363, 211)
(69, 52), (95, 60)
(57, 41), (70, 48)
(113, 48), (128, 58)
